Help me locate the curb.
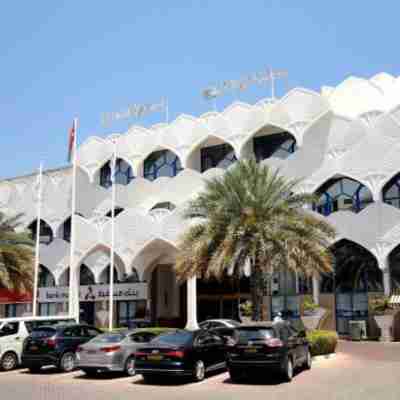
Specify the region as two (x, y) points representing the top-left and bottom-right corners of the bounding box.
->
(312, 353), (336, 362)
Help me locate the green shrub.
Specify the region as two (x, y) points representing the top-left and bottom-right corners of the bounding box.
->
(307, 330), (338, 356)
(303, 295), (318, 314)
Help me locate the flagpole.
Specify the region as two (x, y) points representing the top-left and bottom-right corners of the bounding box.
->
(109, 141), (117, 331)
(32, 163), (43, 317)
(68, 118), (79, 322)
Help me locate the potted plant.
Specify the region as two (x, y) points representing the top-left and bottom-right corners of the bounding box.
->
(370, 295), (396, 342)
(239, 300), (253, 323)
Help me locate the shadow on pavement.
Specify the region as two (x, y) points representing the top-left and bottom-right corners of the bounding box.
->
(73, 371), (127, 381)
(222, 371), (295, 386)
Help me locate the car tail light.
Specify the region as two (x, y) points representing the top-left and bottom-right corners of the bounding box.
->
(165, 350), (185, 358)
(46, 337), (57, 348)
(265, 338), (283, 347)
(100, 345), (121, 353)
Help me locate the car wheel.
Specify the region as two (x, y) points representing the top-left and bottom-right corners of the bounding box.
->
(193, 360), (205, 382)
(1, 352), (18, 371)
(59, 352), (76, 372)
(282, 356), (294, 382)
(229, 368), (244, 383)
(304, 348), (312, 370)
(124, 356), (135, 377)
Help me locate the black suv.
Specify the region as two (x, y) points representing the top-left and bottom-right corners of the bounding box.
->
(22, 323), (102, 373)
(226, 321), (311, 382)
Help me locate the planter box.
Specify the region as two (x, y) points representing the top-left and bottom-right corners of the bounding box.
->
(374, 314), (394, 342)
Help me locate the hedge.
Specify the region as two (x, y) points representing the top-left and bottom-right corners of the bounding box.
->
(307, 330), (338, 356)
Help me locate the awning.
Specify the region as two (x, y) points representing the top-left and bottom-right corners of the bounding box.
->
(0, 289), (32, 304)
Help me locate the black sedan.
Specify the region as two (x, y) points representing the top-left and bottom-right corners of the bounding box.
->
(226, 321), (311, 382)
(135, 329), (227, 382)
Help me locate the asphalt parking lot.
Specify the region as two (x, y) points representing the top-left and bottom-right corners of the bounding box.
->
(1, 341), (400, 400)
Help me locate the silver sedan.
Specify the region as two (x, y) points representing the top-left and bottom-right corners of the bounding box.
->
(76, 330), (158, 376)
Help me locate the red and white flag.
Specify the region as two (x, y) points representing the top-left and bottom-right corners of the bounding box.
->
(67, 120), (76, 162)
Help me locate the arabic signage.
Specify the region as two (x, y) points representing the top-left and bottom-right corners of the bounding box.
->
(38, 283), (148, 303)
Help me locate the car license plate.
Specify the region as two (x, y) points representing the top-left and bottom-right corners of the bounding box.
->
(87, 350), (97, 354)
(30, 345), (39, 351)
(147, 355), (163, 361)
(245, 347), (257, 353)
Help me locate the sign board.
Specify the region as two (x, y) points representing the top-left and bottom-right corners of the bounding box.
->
(38, 283), (148, 303)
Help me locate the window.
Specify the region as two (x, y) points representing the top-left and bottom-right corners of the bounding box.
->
(200, 144), (237, 172)
(383, 174), (400, 209)
(253, 132), (296, 162)
(105, 207), (124, 218)
(0, 322), (19, 336)
(117, 300), (147, 328)
(83, 327), (101, 338)
(80, 265), (95, 286)
(5, 304), (26, 318)
(130, 332), (156, 343)
(63, 217), (71, 242)
(314, 178), (373, 216)
(100, 158), (134, 188)
(150, 202), (176, 211)
(38, 265), (56, 287)
(143, 150), (183, 181)
(28, 220), (53, 245)
(39, 303), (57, 316)
(63, 326), (82, 337)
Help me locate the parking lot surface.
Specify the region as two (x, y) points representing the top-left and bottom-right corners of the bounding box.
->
(1, 341), (400, 400)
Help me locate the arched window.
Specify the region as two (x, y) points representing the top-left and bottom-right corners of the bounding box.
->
(99, 265), (119, 284)
(314, 177), (373, 216)
(100, 158), (134, 188)
(383, 173), (400, 209)
(80, 264), (95, 286)
(200, 143), (237, 172)
(150, 202), (176, 211)
(28, 220), (53, 245)
(389, 246), (400, 291)
(38, 265), (56, 287)
(321, 240), (383, 293)
(62, 217), (71, 242)
(254, 132), (297, 162)
(122, 269), (140, 283)
(143, 150), (183, 181)
(105, 207), (124, 218)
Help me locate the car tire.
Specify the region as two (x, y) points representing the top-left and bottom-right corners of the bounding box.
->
(228, 368), (244, 383)
(1, 352), (18, 371)
(303, 348), (312, 370)
(124, 356), (136, 377)
(59, 352), (76, 373)
(193, 360), (206, 382)
(282, 356), (294, 382)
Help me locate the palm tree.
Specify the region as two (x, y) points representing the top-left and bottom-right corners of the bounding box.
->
(0, 212), (34, 293)
(175, 159), (336, 321)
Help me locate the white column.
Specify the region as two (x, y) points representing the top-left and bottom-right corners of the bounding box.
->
(312, 274), (320, 305)
(185, 276), (199, 330)
(383, 269), (391, 296)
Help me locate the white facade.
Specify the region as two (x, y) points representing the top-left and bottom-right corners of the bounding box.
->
(2, 72), (400, 328)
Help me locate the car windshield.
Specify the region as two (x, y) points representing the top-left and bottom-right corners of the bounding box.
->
(151, 331), (193, 346)
(235, 328), (275, 343)
(30, 327), (57, 338)
(91, 333), (126, 343)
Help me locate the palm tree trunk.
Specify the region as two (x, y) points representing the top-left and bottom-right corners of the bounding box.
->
(251, 261), (263, 321)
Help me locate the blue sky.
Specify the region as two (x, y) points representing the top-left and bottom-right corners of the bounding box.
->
(0, 1), (399, 179)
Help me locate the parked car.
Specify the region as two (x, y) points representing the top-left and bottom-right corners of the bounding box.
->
(76, 329), (159, 377)
(199, 319), (240, 342)
(0, 316), (76, 371)
(22, 323), (102, 373)
(226, 321), (311, 382)
(135, 329), (227, 382)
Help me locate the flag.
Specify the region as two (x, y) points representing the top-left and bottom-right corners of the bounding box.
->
(67, 120), (76, 162)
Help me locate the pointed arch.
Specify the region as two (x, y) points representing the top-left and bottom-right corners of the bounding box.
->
(142, 149), (183, 181)
(382, 171), (400, 209)
(27, 219), (54, 245)
(321, 239), (382, 293)
(79, 264), (95, 286)
(98, 157), (135, 188)
(38, 265), (56, 287)
(184, 134), (238, 171)
(313, 175), (374, 216)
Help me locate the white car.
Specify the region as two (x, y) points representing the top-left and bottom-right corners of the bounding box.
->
(0, 316), (76, 371)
